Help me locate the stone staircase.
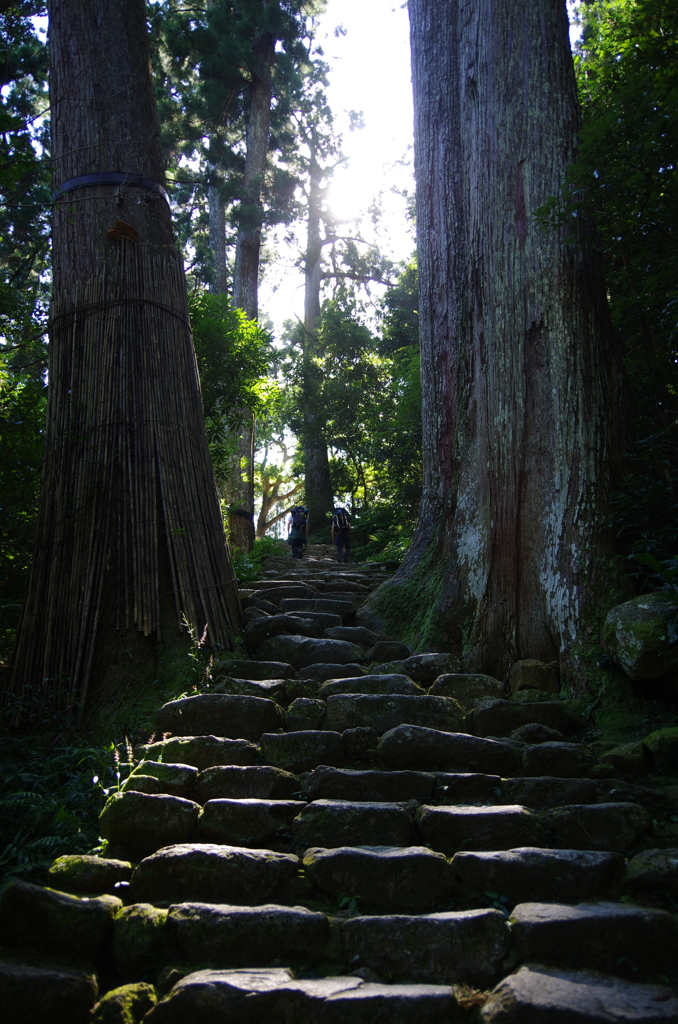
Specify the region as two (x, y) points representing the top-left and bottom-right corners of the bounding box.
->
(2, 544), (678, 1022)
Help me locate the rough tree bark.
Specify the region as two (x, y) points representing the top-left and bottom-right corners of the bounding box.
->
(389, 0), (624, 682)
(7, 0), (241, 722)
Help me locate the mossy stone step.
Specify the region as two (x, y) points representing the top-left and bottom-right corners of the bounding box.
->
(197, 798), (307, 847)
(99, 791), (201, 859)
(47, 855), (132, 896)
(291, 799), (414, 848)
(213, 660), (296, 680)
(0, 955), (98, 1024)
(155, 694), (285, 741)
(191, 765), (300, 803)
(323, 693), (464, 735)
(468, 699), (581, 737)
(319, 675), (425, 698)
(260, 730), (345, 772)
(135, 736), (258, 770)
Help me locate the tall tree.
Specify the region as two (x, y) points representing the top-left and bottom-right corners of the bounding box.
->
(6, 0), (241, 723)
(381, 0), (625, 682)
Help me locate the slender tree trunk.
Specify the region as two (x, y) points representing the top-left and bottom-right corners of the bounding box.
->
(302, 135), (333, 537)
(392, 0), (624, 682)
(223, 36), (275, 554)
(208, 182), (228, 295)
(7, 0), (241, 723)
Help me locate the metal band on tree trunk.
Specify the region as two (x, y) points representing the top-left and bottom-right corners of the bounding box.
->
(53, 172), (169, 202)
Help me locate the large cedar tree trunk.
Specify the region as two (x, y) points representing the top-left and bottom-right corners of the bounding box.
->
(391, 0), (624, 681)
(301, 137), (333, 537)
(7, 0), (241, 721)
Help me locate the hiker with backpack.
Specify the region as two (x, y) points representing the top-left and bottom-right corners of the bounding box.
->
(332, 507), (351, 563)
(287, 506), (308, 559)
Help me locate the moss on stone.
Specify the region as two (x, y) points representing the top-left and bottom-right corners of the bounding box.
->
(113, 904), (170, 981)
(90, 982), (157, 1024)
(643, 727), (678, 777)
(365, 544), (450, 651)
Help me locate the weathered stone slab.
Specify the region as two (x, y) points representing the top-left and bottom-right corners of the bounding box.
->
(304, 767), (436, 803)
(280, 597), (358, 619)
(255, 635), (366, 668)
(510, 900), (678, 978)
(469, 700), (578, 738)
(213, 659), (296, 680)
(198, 798), (306, 846)
(429, 673), (505, 705)
(500, 777), (598, 810)
(290, 611), (344, 630)
(624, 847), (678, 895)
(0, 879), (121, 962)
(244, 614), (321, 651)
(340, 908), (507, 986)
(324, 580), (368, 594)
(434, 773), (503, 804)
(0, 956), (98, 1024)
(90, 982), (157, 1024)
(291, 800), (413, 848)
(542, 802), (652, 852)
(135, 736), (258, 770)
(125, 761), (198, 797)
(324, 626), (381, 647)
(209, 678), (287, 702)
(286, 697), (326, 731)
(129, 844), (300, 905)
(319, 675), (425, 699)
(481, 964), (678, 1022)
(604, 591), (678, 681)
(451, 848), (623, 906)
(143, 968), (458, 1024)
(303, 846), (454, 913)
(155, 694), (285, 741)
(47, 855), (132, 895)
(192, 765), (299, 803)
(167, 903), (329, 967)
(250, 580), (317, 593)
(298, 663), (368, 683)
(99, 791), (200, 858)
(416, 805), (545, 855)
(253, 585), (318, 605)
(324, 694), (464, 735)
(260, 730), (345, 772)
(113, 903), (169, 980)
(521, 742), (595, 778)
(240, 595), (278, 615)
(378, 725), (521, 776)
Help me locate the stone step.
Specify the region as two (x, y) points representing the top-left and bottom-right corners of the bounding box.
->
(243, 614), (322, 650)
(155, 694), (285, 741)
(279, 597), (358, 618)
(47, 855), (133, 896)
(542, 802), (652, 852)
(297, 663), (368, 684)
(303, 845), (454, 913)
(254, 635), (366, 669)
(212, 660), (297, 680)
(323, 694), (464, 735)
(206, 678), (288, 702)
(135, 736), (258, 771)
(128, 844), (300, 906)
(481, 964), (678, 1022)
(377, 725), (522, 776)
(123, 760), (198, 797)
(192, 766), (300, 803)
(319, 675), (426, 699)
(99, 791), (201, 859)
(198, 799), (307, 847)
(500, 776), (598, 809)
(260, 730), (345, 772)
(291, 799), (414, 848)
(142, 968), (459, 1024)
(289, 610), (343, 630)
(303, 767), (436, 803)
(0, 955), (99, 1024)
(468, 699), (581, 738)
(450, 847), (624, 906)
(510, 900), (678, 979)
(417, 804), (546, 855)
(322, 625), (381, 647)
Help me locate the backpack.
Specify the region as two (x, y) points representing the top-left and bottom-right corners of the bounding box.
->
(333, 510), (350, 532)
(291, 507), (307, 529)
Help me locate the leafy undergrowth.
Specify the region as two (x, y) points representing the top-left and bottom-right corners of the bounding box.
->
(232, 536), (288, 582)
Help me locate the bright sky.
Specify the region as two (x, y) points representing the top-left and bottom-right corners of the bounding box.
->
(260, 0), (415, 336)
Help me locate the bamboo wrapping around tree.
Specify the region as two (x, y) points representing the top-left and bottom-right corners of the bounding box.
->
(7, 0), (241, 719)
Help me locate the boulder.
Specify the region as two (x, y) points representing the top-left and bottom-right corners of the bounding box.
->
(508, 659), (560, 695)
(99, 791), (200, 858)
(90, 982), (157, 1024)
(298, 663), (368, 683)
(135, 736), (258, 771)
(155, 694), (285, 741)
(598, 741), (650, 779)
(451, 848), (623, 907)
(604, 591), (678, 680)
(324, 694), (464, 736)
(129, 844), (300, 906)
(303, 767), (436, 804)
(429, 673), (505, 705)
(113, 903), (169, 980)
(255, 635), (367, 669)
(260, 730), (345, 772)
(319, 675), (425, 699)
(47, 855), (132, 895)
(510, 900), (678, 978)
(166, 903), (329, 968)
(243, 614), (320, 651)
(625, 848), (678, 895)
(416, 805), (545, 855)
(303, 845), (454, 913)
(191, 765), (299, 803)
(212, 659), (296, 680)
(197, 798), (306, 846)
(0, 957), (98, 1024)
(481, 964), (678, 1023)
(643, 727), (678, 775)
(340, 908), (507, 986)
(286, 697), (326, 731)
(542, 802), (652, 852)
(125, 761), (198, 797)
(323, 626), (381, 647)
(377, 725), (521, 776)
(0, 878), (121, 963)
(291, 800), (413, 848)
(367, 641), (412, 663)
